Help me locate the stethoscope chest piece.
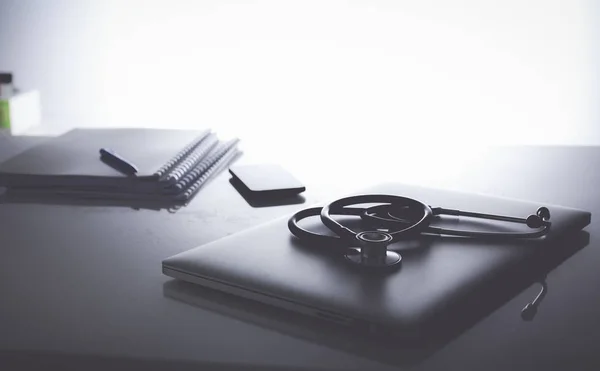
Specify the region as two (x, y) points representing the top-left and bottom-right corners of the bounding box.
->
(344, 231), (402, 269)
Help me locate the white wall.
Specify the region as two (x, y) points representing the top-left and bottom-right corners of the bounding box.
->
(1, 0), (598, 165)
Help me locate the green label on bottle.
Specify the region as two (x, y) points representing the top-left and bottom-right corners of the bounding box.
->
(0, 100), (9, 129)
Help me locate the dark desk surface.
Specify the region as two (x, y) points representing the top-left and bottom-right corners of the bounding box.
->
(1, 134), (599, 370)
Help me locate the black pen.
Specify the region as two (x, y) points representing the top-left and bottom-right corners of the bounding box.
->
(99, 148), (139, 176)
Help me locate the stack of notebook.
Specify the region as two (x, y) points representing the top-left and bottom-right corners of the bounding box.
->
(0, 127), (241, 202)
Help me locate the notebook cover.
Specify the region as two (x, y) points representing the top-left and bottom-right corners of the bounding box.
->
(162, 182), (591, 339)
(0, 128), (210, 189)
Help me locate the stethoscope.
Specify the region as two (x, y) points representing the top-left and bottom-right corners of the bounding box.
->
(288, 194), (552, 321)
(288, 194), (552, 269)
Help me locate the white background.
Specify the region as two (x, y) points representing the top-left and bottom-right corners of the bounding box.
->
(1, 0), (598, 187)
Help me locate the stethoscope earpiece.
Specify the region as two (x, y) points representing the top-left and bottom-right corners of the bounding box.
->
(526, 215), (544, 229)
(526, 207), (551, 229)
(537, 206), (551, 220)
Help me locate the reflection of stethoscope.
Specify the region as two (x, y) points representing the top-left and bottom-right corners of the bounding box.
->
(288, 194), (552, 269)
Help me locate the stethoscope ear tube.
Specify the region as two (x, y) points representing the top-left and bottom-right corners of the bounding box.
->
(361, 205), (551, 239)
(424, 207), (551, 239)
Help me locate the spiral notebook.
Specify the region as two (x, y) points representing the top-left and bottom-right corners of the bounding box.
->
(0, 128), (241, 198)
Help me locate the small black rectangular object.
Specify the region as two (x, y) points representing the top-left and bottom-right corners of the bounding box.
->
(229, 164), (305, 198)
(0, 73), (13, 84)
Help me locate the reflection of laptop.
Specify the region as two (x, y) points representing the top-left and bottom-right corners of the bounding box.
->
(162, 183), (591, 341)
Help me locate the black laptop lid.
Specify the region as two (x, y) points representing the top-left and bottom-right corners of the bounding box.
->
(162, 183), (591, 337)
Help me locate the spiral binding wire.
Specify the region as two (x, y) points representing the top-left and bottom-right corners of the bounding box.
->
(179, 145), (241, 202)
(153, 129), (211, 180)
(169, 138), (240, 195)
(164, 134), (219, 184)
(168, 147), (241, 212)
